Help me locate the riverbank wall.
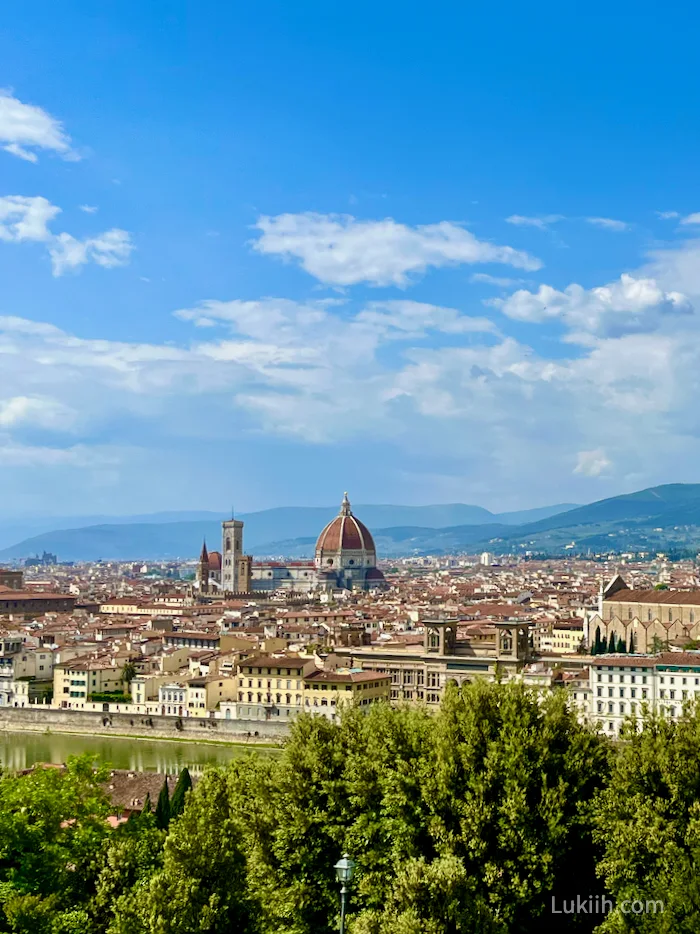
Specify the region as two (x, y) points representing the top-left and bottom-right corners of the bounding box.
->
(0, 707), (288, 744)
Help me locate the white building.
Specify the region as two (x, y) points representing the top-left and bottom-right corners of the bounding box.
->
(589, 652), (700, 737)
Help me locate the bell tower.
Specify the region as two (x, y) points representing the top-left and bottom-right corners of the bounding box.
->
(197, 541), (210, 594)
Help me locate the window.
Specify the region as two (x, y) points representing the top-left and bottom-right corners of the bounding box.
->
(630, 688), (636, 698)
(648, 609), (652, 622)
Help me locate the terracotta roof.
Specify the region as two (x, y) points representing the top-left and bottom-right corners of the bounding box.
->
(239, 654), (314, 669)
(606, 589), (700, 606)
(315, 493), (376, 554)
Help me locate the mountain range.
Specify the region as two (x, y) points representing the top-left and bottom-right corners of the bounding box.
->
(0, 502), (576, 561)
(1, 484), (700, 561)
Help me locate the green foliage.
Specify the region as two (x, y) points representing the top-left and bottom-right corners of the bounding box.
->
(591, 706), (700, 932)
(88, 692), (132, 704)
(121, 662), (137, 685)
(13, 685), (700, 933)
(169, 768), (192, 822)
(0, 755), (111, 931)
(154, 779), (170, 831)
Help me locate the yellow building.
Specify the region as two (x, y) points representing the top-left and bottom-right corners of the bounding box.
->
(186, 675), (238, 716)
(301, 669), (390, 720)
(54, 656), (125, 708)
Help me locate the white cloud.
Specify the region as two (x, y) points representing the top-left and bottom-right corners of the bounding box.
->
(0, 396), (76, 429)
(354, 300), (500, 338)
(470, 273), (528, 288)
(0, 90), (76, 162)
(505, 214), (563, 230)
(79, 204), (98, 214)
(491, 273), (691, 337)
(656, 211), (679, 220)
(0, 195), (60, 242)
(574, 449), (611, 477)
(680, 212), (700, 225)
(252, 212), (542, 287)
(49, 228), (134, 275)
(0, 196), (133, 275)
(585, 217), (630, 231)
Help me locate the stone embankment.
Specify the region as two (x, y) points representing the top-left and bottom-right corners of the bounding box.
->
(0, 706), (287, 744)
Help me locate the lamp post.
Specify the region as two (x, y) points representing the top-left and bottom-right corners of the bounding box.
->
(334, 853), (356, 934)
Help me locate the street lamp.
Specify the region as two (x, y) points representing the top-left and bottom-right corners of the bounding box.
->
(334, 853), (356, 934)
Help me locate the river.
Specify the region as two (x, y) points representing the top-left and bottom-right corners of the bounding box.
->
(0, 731), (280, 774)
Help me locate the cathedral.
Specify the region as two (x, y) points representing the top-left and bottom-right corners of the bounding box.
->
(196, 493), (386, 595)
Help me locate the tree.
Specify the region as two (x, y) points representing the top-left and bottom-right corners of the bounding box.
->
(591, 708), (700, 932)
(154, 778), (170, 831)
(651, 635), (668, 654)
(600, 633), (609, 654)
(593, 626), (602, 655)
(121, 661), (137, 686)
(0, 755), (111, 931)
(137, 769), (251, 934)
(628, 631), (636, 653)
(169, 768), (193, 822)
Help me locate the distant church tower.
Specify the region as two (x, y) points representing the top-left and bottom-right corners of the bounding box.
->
(221, 518), (244, 592)
(197, 541), (210, 594)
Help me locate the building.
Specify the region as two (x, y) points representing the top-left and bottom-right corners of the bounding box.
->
(302, 669), (390, 720)
(0, 591), (76, 614)
(247, 493), (387, 594)
(195, 542), (222, 593)
(232, 654), (317, 720)
(586, 575), (700, 653)
(589, 652), (700, 737)
(0, 570), (23, 590)
(54, 656), (125, 708)
(221, 519), (244, 592)
(334, 616), (533, 706)
(222, 653), (390, 722)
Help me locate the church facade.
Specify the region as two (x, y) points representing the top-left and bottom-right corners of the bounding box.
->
(195, 494), (387, 595)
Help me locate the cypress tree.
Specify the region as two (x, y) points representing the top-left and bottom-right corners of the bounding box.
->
(169, 767), (193, 821)
(600, 633), (608, 654)
(142, 792), (152, 813)
(593, 626), (602, 655)
(619, 635), (627, 653)
(155, 778), (171, 830)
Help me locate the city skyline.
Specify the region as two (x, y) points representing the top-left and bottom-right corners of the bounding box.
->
(3, 2), (700, 517)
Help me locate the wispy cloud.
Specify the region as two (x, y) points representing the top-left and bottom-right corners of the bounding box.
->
(79, 204), (98, 214)
(0, 194), (133, 276)
(470, 272), (528, 288)
(680, 212), (700, 225)
(0, 90), (77, 163)
(252, 212), (542, 287)
(656, 210), (679, 220)
(585, 216), (630, 232)
(505, 214), (563, 230)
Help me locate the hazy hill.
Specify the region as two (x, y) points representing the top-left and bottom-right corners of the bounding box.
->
(0, 502), (576, 562)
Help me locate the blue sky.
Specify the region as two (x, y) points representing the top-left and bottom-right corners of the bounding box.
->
(2, 0), (700, 518)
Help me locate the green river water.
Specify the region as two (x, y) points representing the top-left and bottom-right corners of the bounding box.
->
(0, 731), (279, 774)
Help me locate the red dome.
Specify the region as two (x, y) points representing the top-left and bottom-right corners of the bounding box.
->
(208, 551), (222, 571)
(315, 493), (376, 555)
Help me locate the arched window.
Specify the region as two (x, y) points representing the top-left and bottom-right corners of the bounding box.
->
(226, 538), (231, 551)
(327, 558), (334, 566)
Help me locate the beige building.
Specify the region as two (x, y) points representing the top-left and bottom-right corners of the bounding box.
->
(334, 617), (533, 707)
(301, 669), (390, 720)
(233, 655), (317, 721)
(186, 675), (237, 716)
(54, 656), (125, 708)
(586, 575), (700, 653)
